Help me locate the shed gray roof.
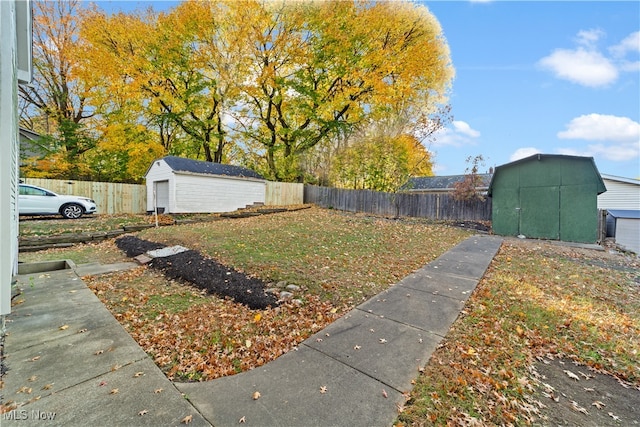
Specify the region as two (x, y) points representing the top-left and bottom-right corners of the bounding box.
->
(161, 156), (264, 180)
(405, 174), (492, 191)
(607, 210), (640, 219)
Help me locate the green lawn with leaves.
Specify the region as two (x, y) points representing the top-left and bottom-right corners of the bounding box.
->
(17, 208), (639, 424)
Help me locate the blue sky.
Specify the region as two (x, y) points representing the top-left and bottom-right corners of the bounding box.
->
(97, 1), (640, 179)
(425, 1), (640, 179)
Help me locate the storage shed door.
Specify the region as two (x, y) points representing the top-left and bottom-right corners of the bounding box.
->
(154, 180), (169, 213)
(520, 186), (560, 240)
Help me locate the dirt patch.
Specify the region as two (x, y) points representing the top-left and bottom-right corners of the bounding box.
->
(115, 235), (278, 310)
(533, 356), (640, 426)
(509, 238), (640, 426)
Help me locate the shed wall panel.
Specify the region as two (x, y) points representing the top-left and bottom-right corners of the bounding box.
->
(520, 186), (559, 239)
(491, 187), (519, 236)
(518, 158), (562, 187)
(560, 184), (598, 243)
(615, 218), (640, 254)
(145, 160), (175, 212)
(174, 174), (265, 213)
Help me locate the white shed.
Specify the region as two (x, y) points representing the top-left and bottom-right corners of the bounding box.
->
(606, 210), (640, 255)
(145, 156), (266, 214)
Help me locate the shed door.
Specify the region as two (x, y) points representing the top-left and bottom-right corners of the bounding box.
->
(520, 186), (559, 240)
(560, 184), (597, 243)
(154, 180), (169, 213)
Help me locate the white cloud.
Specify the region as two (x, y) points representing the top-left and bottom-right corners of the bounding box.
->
(557, 114), (640, 142)
(432, 120), (481, 147)
(539, 30), (639, 88)
(538, 48), (618, 87)
(510, 147), (542, 162)
(555, 114), (640, 163)
(452, 120), (481, 138)
(576, 29), (605, 48)
(556, 144), (640, 162)
(610, 31), (640, 57)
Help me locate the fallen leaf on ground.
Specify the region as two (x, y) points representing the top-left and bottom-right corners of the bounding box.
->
(570, 401), (588, 414)
(30, 356), (41, 362)
(59, 325), (69, 330)
(42, 384), (53, 390)
(252, 391), (261, 400)
(382, 389), (388, 398)
(134, 372), (145, 377)
(28, 376), (37, 382)
(181, 415), (193, 424)
(154, 388), (164, 394)
(138, 410), (148, 416)
(320, 386), (327, 394)
(110, 389), (119, 395)
(592, 401), (605, 409)
(239, 416), (246, 423)
(563, 370), (580, 381)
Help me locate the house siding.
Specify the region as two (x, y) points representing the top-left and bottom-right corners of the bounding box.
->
(1, 1), (20, 315)
(598, 177), (640, 210)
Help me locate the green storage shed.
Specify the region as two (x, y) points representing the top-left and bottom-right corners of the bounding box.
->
(487, 154), (607, 243)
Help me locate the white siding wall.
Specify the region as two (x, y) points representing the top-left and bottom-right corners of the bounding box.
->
(1, 1), (19, 315)
(615, 218), (640, 254)
(145, 160), (175, 212)
(598, 178), (640, 210)
(174, 173), (266, 213)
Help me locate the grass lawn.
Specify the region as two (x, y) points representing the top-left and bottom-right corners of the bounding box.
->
(17, 207), (640, 424)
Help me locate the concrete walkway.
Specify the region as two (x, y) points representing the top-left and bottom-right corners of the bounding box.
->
(2, 234), (502, 426)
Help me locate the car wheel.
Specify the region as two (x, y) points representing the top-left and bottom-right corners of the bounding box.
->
(61, 203), (84, 219)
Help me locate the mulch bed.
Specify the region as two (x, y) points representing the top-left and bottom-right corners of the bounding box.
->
(115, 235), (278, 310)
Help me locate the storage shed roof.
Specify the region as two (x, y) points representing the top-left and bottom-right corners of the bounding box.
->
(601, 174), (640, 186)
(607, 210), (640, 219)
(160, 156), (264, 180)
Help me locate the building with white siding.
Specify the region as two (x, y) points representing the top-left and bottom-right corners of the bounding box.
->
(1, 0), (32, 316)
(598, 174), (640, 210)
(145, 156), (266, 214)
(599, 174), (640, 255)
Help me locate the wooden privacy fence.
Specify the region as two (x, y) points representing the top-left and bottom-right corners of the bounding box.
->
(22, 178), (305, 214)
(304, 185), (492, 221)
(265, 181), (304, 206)
(23, 178), (146, 214)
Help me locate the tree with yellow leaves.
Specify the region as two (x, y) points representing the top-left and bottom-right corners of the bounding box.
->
(233, 0), (453, 181)
(19, 0), (99, 179)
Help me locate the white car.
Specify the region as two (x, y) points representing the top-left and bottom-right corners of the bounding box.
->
(18, 184), (97, 219)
